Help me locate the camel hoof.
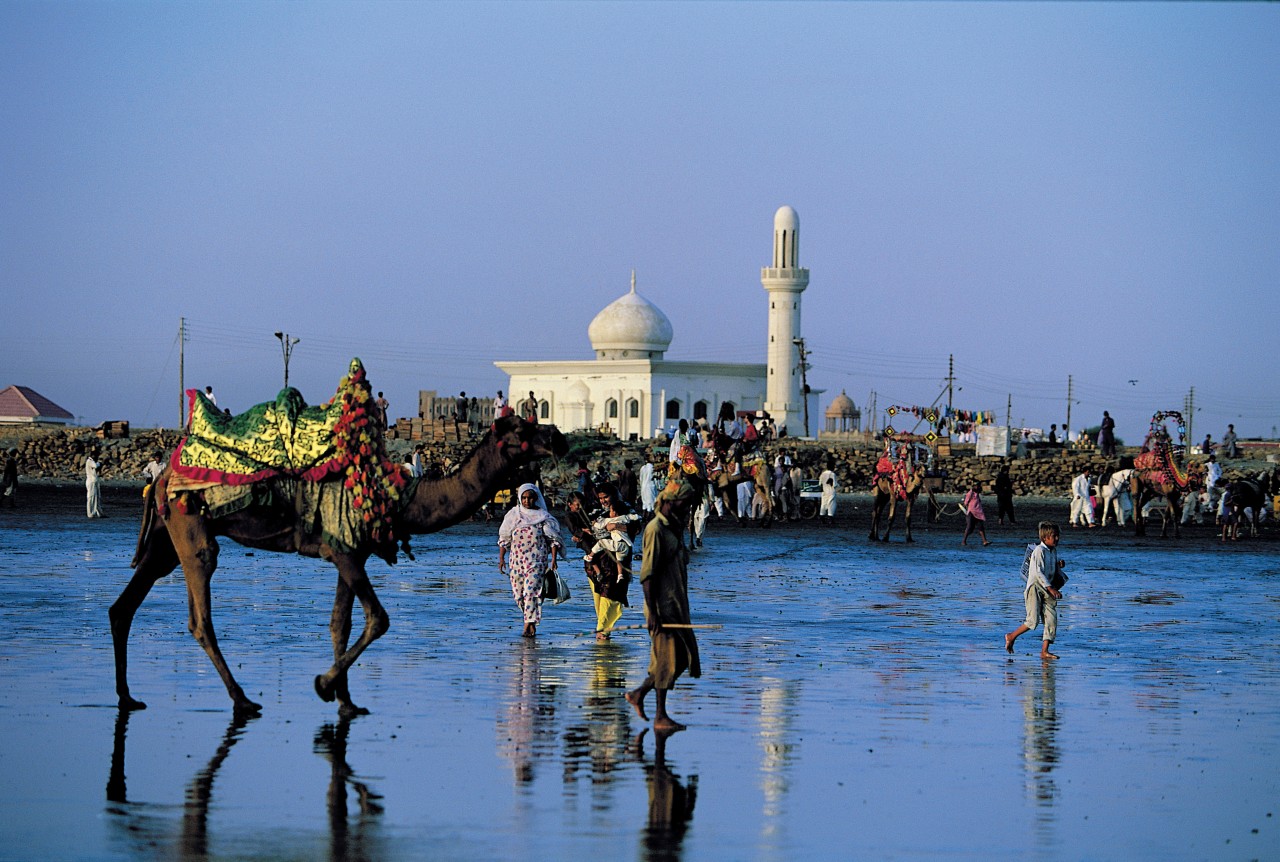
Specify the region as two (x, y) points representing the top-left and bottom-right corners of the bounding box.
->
(338, 702), (371, 719)
(315, 675), (337, 702)
(119, 695), (147, 712)
(234, 699), (263, 716)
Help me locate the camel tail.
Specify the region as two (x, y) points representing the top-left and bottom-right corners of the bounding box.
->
(131, 481), (158, 569)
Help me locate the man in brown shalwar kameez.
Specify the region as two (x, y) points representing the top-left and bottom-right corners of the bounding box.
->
(625, 446), (705, 731)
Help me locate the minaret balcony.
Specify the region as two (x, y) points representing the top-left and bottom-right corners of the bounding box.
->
(761, 267), (810, 282)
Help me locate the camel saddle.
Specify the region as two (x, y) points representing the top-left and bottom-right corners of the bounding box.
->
(173, 386), (345, 485)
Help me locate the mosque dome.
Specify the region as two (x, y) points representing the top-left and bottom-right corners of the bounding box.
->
(774, 205), (799, 232)
(825, 390), (856, 418)
(587, 273), (673, 360)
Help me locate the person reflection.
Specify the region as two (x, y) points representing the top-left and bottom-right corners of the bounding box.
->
(562, 640), (632, 803)
(1020, 659), (1061, 810)
(631, 728), (697, 862)
(496, 640), (559, 785)
(314, 715), (385, 860)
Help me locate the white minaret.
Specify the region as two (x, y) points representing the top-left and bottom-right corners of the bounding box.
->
(762, 205), (809, 434)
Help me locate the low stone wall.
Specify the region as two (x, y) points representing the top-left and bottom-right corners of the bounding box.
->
(2, 425), (1271, 498)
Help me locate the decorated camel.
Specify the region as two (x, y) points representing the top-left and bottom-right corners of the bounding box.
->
(1130, 410), (1205, 538)
(703, 429), (772, 526)
(110, 360), (568, 717)
(869, 442), (927, 542)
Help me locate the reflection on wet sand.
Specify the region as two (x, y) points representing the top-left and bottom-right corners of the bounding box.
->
(1015, 660), (1060, 840)
(105, 708), (256, 858)
(495, 640), (563, 786)
(633, 728), (697, 862)
(106, 710), (384, 861)
(314, 716), (385, 860)
(562, 642), (633, 807)
(758, 678), (799, 832)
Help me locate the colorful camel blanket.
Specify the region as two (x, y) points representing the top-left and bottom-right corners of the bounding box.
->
(1133, 447), (1202, 491)
(170, 358), (408, 550)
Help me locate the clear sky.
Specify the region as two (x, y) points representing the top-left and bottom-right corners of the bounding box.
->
(3, 2), (1277, 446)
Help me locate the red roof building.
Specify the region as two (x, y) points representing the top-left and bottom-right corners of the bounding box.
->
(0, 385), (75, 425)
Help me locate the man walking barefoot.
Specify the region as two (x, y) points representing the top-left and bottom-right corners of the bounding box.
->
(626, 447), (705, 732)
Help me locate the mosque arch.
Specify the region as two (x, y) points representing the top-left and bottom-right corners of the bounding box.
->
(627, 398), (640, 419)
(606, 398), (619, 420)
(665, 399), (681, 421)
(693, 400), (709, 422)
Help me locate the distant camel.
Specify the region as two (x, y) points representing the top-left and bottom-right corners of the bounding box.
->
(1130, 413), (1204, 538)
(1227, 471), (1274, 539)
(869, 453), (926, 543)
(110, 411), (567, 717)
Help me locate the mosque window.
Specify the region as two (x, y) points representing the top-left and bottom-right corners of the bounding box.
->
(627, 398), (639, 419)
(539, 401), (549, 420)
(607, 399), (618, 419)
(693, 401), (708, 421)
(665, 400), (681, 420)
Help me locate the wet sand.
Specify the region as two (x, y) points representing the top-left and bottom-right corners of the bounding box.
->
(1, 486), (1278, 860)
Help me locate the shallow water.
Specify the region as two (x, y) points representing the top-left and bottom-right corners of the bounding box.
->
(1, 489), (1278, 860)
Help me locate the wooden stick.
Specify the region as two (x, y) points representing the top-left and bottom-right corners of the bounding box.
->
(573, 623), (723, 638)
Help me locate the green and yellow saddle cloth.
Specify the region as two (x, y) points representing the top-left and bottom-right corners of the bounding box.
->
(168, 359), (411, 551)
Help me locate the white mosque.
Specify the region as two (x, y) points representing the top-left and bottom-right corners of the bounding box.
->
(495, 206), (811, 441)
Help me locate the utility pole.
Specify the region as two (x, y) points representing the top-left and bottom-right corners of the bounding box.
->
(1065, 375), (1073, 442)
(275, 331), (300, 388)
(793, 337), (810, 437)
(1185, 386), (1195, 444)
(946, 354), (955, 414)
(178, 317), (186, 428)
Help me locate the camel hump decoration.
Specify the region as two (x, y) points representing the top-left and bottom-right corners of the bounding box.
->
(111, 359), (568, 717)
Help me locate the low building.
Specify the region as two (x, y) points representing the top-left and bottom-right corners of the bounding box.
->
(0, 385), (74, 426)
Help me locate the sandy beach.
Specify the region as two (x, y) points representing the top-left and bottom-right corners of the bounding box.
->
(0, 485), (1277, 860)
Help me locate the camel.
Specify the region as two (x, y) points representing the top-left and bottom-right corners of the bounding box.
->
(110, 412), (568, 717)
(869, 462), (926, 542)
(1130, 449), (1204, 538)
(1227, 471), (1274, 538)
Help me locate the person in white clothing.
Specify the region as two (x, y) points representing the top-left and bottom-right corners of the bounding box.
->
(818, 459), (838, 523)
(1069, 471), (1096, 527)
(638, 454), (657, 515)
(85, 451), (103, 518)
(203, 385), (217, 407)
(736, 478), (754, 520)
(1006, 521), (1065, 660)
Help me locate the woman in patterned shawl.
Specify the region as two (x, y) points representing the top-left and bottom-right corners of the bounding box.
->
(498, 483), (563, 638)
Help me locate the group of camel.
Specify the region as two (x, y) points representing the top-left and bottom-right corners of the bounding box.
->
(111, 397), (1271, 717)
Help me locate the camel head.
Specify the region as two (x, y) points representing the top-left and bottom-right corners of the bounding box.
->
(487, 414), (569, 466)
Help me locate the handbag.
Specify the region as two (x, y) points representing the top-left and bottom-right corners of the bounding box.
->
(542, 568), (571, 605)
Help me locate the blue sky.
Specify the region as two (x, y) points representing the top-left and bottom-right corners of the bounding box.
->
(3, 2), (1277, 445)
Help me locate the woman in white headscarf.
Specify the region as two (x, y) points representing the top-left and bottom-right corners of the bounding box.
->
(498, 483), (563, 637)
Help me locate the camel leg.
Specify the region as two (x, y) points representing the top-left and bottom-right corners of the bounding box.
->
(1167, 492), (1181, 539)
(109, 522), (180, 711)
(1133, 484), (1148, 536)
(172, 520), (261, 714)
(868, 495), (881, 541)
(882, 497), (897, 542)
(315, 553), (389, 706)
(903, 496), (914, 543)
(328, 574), (369, 718)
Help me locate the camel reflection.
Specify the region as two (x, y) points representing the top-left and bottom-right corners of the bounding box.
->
(631, 728), (697, 862)
(106, 709), (383, 860)
(314, 715), (385, 859)
(105, 708), (256, 858)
